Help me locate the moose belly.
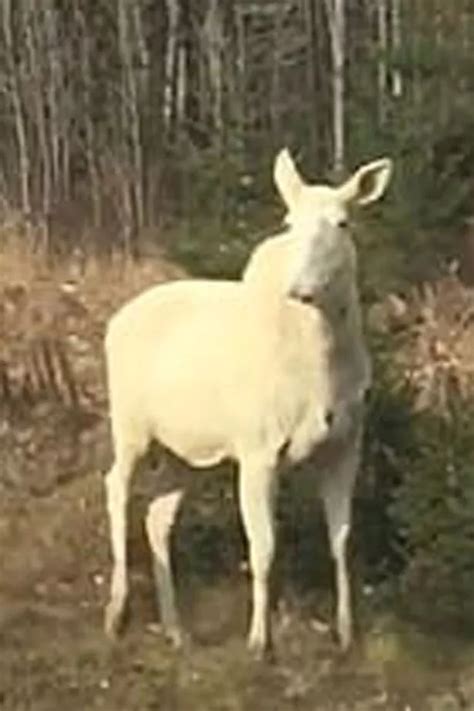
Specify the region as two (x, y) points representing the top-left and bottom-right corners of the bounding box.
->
(152, 419), (230, 468)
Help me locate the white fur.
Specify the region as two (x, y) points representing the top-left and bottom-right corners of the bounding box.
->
(103, 148), (393, 656)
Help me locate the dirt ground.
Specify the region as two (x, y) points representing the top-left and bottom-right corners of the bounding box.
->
(1, 243), (474, 711)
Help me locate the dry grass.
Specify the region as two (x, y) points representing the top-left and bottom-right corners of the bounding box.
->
(0, 236), (185, 404)
(0, 235), (186, 494)
(369, 274), (474, 416)
(402, 276), (474, 414)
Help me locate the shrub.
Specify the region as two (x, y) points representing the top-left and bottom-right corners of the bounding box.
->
(363, 285), (474, 633)
(390, 400), (474, 633)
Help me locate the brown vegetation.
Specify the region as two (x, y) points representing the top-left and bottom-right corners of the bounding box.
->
(0, 237), (185, 495)
(369, 274), (474, 415)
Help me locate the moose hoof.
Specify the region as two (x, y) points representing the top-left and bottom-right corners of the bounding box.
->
(104, 599), (126, 640)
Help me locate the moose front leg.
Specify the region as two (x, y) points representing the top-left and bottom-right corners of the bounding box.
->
(238, 452), (278, 658)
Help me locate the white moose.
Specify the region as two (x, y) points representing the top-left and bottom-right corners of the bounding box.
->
(103, 148), (393, 657)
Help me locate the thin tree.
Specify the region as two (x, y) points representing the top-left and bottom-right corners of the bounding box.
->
(324, 0), (346, 176)
(2, 0), (31, 219)
(377, 0), (388, 125)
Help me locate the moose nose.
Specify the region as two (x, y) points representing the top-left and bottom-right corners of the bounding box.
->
(288, 285), (314, 305)
(325, 410), (334, 428)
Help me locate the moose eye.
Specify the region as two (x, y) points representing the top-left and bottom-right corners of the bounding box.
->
(338, 217), (349, 229)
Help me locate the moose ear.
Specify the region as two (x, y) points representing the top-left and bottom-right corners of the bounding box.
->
(273, 148), (306, 211)
(339, 158), (393, 206)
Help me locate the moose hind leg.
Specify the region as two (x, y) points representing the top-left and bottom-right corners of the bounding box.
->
(104, 445), (140, 638)
(145, 488), (184, 648)
(320, 436), (361, 651)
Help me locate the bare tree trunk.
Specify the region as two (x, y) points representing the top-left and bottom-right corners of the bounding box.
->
(117, 0), (145, 251)
(324, 0), (346, 176)
(176, 37), (187, 136)
(132, 1), (151, 224)
(304, 0), (320, 162)
(2, 0), (32, 219)
(44, 0), (61, 195)
(75, 1), (102, 230)
(25, 0), (52, 233)
(132, 0), (149, 74)
(128, 2), (145, 231)
(61, 126), (71, 203)
(269, 2), (282, 145)
(313, 0), (331, 170)
(164, 0), (180, 139)
(391, 0), (402, 97)
(377, 0), (388, 125)
(410, 0), (421, 111)
(121, 164), (135, 256)
(117, 0), (134, 252)
(333, 0), (345, 176)
(203, 0), (224, 140)
(235, 4), (247, 143)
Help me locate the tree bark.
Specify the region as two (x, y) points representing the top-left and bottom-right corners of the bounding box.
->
(2, 0), (32, 218)
(25, 0), (52, 228)
(377, 0), (388, 125)
(75, 1), (102, 230)
(391, 0), (402, 98)
(164, 0), (180, 140)
(324, 0), (346, 176)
